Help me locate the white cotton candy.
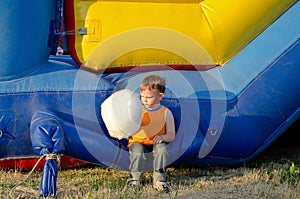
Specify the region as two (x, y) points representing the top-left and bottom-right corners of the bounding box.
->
(101, 89), (142, 139)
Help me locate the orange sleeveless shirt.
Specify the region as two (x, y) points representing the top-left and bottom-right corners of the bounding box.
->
(128, 105), (167, 147)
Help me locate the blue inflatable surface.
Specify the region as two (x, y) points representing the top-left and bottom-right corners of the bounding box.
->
(0, 0), (299, 170)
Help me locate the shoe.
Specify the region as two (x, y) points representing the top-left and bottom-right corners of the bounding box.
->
(126, 178), (141, 190)
(153, 179), (171, 193)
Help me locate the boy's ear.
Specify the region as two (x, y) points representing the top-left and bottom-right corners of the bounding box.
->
(159, 92), (164, 100)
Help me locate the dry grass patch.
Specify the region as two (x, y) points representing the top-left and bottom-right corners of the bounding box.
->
(0, 155), (300, 198)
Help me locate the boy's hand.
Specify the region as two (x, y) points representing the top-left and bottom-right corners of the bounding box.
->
(152, 135), (164, 143)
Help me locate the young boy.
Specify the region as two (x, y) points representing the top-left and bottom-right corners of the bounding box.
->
(127, 74), (176, 192)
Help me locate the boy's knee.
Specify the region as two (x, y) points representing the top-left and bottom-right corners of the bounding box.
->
(129, 142), (146, 153)
(153, 143), (168, 155)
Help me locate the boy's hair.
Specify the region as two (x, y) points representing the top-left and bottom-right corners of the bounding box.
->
(140, 74), (166, 93)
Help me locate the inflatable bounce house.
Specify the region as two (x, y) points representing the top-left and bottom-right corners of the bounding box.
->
(0, 0), (299, 178)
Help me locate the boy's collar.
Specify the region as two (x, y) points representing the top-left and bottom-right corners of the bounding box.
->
(144, 104), (162, 112)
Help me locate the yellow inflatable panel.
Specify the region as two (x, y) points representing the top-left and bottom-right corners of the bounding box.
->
(65, 0), (296, 71)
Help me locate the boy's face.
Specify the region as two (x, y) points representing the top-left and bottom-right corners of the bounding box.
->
(140, 88), (164, 109)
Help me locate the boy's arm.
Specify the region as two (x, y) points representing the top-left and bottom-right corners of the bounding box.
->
(162, 109), (176, 142)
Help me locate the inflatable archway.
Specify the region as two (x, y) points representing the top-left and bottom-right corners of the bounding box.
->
(0, 0), (299, 171)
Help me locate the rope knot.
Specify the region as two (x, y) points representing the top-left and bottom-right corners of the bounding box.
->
(45, 153), (59, 160)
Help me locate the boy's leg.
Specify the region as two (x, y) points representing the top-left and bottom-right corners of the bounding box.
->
(129, 142), (147, 180)
(153, 142), (168, 182)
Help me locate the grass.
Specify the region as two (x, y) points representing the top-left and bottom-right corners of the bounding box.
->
(1, 154), (300, 199)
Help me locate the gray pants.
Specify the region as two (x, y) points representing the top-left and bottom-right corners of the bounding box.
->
(129, 142), (169, 182)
